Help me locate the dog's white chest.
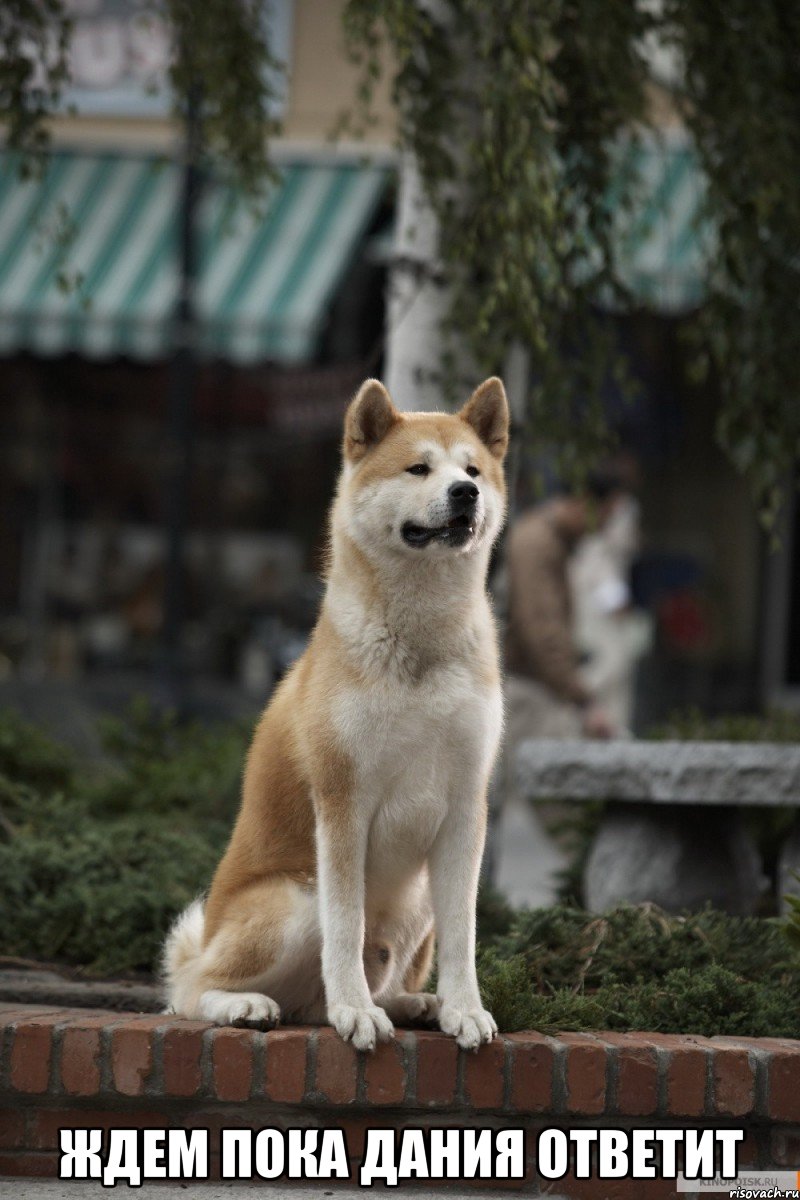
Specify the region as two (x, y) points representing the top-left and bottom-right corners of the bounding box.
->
(335, 661), (497, 777)
(333, 662), (501, 886)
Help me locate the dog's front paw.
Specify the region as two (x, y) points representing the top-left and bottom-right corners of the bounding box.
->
(329, 1003), (394, 1051)
(438, 1002), (497, 1050)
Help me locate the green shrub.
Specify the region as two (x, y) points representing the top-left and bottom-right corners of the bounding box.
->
(478, 959), (799, 1039)
(90, 697), (248, 819)
(2, 705), (800, 1038)
(0, 812), (226, 974)
(494, 903), (794, 989)
(648, 707), (800, 743)
(785, 873), (800, 954)
(0, 701), (245, 974)
(475, 902), (800, 1036)
(0, 708), (74, 791)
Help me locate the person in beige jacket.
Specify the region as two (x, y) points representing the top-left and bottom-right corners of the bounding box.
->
(490, 473), (628, 904)
(504, 475), (626, 745)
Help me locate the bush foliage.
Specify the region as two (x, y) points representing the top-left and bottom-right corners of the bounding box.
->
(649, 707), (800, 744)
(475, 890), (800, 1037)
(2, 704), (800, 1036)
(0, 703), (247, 974)
(344, 0), (800, 524)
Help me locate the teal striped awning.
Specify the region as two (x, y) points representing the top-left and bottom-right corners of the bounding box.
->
(0, 152), (389, 363)
(0, 137), (708, 363)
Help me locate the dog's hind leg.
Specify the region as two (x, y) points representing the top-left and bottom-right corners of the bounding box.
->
(165, 876), (322, 1027)
(198, 988), (281, 1028)
(403, 926), (436, 993)
(381, 925), (440, 1026)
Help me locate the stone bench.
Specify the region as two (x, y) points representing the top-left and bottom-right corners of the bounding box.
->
(516, 740), (800, 914)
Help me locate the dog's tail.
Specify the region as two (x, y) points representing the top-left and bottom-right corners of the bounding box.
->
(161, 898), (205, 1014)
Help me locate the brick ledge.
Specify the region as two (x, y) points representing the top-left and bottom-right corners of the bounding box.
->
(2, 1002), (800, 1117)
(2, 1003), (800, 1191)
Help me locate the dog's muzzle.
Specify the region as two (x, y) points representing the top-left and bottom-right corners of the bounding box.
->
(401, 482), (480, 548)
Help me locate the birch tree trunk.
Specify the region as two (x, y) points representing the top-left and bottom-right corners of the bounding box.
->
(383, 151), (451, 411)
(382, 0), (456, 413)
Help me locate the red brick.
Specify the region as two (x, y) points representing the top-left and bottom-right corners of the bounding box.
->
(30, 1108), (92, 1151)
(264, 1029), (308, 1103)
(601, 1033), (658, 1116)
(769, 1048), (800, 1122)
(10, 1017), (61, 1093)
(0, 1151), (59, 1178)
(746, 1037), (800, 1053)
(562, 1033), (606, 1115)
(363, 1035), (407, 1105)
(211, 1028), (254, 1102)
(770, 1128), (800, 1167)
(663, 1041), (708, 1118)
(463, 1178), (528, 1194)
(29, 1108), (168, 1150)
(414, 1032), (458, 1106)
(542, 1172), (677, 1200)
(713, 1047), (755, 1117)
(738, 1130), (760, 1167)
(338, 1117), (393, 1161)
(711, 1035), (766, 1050)
(0, 1006), (63, 1024)
(111, 1023), (157, 1096)
(182, 1110), (254, 1139)
(466, 1173), (529, 1193)
(508, 1033), (554, 1113)
(60, 1026), (104, 1097)
(343, 1159), (360, 1188)
(57, 1013), (122, 1098)
(464, 1036), (506, 1110)
(60, 1007), (122, 1020)
(0, 1107), (26, 1149)
(162, 1022), (208, 1098)
(315, 1029), (358, 1104)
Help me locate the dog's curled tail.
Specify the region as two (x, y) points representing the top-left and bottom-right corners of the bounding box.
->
(161, 898), (205, 1014)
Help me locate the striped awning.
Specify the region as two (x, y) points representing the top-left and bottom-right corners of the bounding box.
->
(0, 151), (389, 363)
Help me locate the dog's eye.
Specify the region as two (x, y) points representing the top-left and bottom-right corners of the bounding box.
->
(466, 465), (480, 478)
(406, 463), (430, 476)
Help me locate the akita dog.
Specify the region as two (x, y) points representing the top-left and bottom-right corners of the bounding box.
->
(163, 376), (509, 1051)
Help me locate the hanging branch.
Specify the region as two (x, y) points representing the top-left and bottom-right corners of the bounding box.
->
(165, 0), (282, 195)
(4, 0), (800, 517)
(0, 0), (72, 168)
(1, 0), (284, 195)
(664, 0), (800, 528)
(343, 0), (654, 484)
(344, 0), (800, 517)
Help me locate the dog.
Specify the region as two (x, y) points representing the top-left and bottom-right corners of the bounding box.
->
(163, 375), (509, 1051)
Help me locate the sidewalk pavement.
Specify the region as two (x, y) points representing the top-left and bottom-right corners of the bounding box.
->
(0, 1183), (567, 1199)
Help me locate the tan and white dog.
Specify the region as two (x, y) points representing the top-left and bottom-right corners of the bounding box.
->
(163, 376), (509, 1051)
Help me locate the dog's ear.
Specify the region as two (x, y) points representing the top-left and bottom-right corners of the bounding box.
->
(344, 379), (400, 462)
(459, 377), (509, 460)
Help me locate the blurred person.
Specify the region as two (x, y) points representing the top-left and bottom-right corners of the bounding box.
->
(504, 469), (627, 743)
(489, 469), (628, 908)
(570, 490), (653, 732)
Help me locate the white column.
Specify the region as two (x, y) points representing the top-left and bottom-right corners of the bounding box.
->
(383, 152), (451, 411)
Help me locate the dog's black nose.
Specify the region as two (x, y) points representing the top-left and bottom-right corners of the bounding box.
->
(448, 480), (479, 508)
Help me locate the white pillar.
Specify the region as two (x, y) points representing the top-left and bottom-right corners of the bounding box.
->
(383, 152), (451, 411)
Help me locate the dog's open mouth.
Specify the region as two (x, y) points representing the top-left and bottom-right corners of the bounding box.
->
(401, 513), (476, 548)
